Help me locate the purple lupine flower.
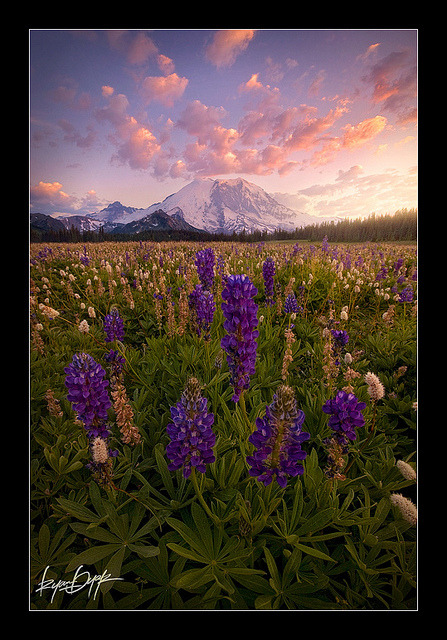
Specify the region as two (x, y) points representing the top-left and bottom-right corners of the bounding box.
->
(375, 266), (388, 281)
(221, 274), (259, 403)
(262, 257), (275, 305)
(64, 353), (112, 439)
(104, 349), (126, 378)
(284, 293), (300, 314)
(216, 254), (226, 280)
(331, 329), (349, 347)
(166, 377), (216, 478)
(399, 286), (414, 302)
(195, 247), (215, 290)
(188, 284), (215, 339)
(103, 307), (125, 343)
(247, 385), (309, 488)
(322, 390), (366, 445)
(393, 257), (404, 274)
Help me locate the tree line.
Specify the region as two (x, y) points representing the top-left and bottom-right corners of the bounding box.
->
(30, 208), (417, 244)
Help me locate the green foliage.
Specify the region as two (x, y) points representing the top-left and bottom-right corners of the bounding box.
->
(30, 239), (417, 610)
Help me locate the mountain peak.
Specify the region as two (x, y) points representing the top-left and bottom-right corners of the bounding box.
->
(138, 177), (318, 234)
(61, 177), (338, 235)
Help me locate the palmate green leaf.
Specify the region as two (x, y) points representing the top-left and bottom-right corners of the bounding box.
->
(166, 516), (210, 559)
(65, 543), (122, 572)
(70, 522), (121, 544)
(255, 594), (274, 609)
(38, 523), (51, 559)
(154, 443), (176, 499)
(166, 542), (207, 563)
(56, 497), (102, 524)
(101, 546), (126, 595)
(173, 566), (214, 590)
(295, 507), (336, 536)
(190, 501), (214, 558)
(293, 542), (336, 563)
(263, 547), (281, 591)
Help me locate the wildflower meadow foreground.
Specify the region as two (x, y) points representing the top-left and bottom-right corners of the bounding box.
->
(30, 239), (417, 610)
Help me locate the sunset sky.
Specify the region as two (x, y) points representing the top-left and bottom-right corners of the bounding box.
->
(30, 29), (417, 220)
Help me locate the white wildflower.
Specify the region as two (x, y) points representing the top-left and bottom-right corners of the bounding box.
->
(91, 437), (109, 465)
(364, 371), (385, 402)
(78, 319), (90, 334)
(390, 493), (417, 526)
(396, 460), (417, 482)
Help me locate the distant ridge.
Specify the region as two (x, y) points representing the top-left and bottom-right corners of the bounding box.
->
(86, 177), (340, 234)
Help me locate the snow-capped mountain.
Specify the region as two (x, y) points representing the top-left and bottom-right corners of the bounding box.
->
(110, 209), (202, 234)
(135, 178), (329, 234)
(88, 201), (145, 224)
(52, 215), (104, 232)
(38, 178), (340, 235)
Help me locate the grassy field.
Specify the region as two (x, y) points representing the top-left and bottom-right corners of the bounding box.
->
(30, 239), (417, 610)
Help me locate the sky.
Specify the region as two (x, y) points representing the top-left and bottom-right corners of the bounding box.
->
(29, 29), (417, 220)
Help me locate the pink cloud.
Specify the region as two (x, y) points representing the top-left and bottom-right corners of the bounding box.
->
(238, 110), (273, 146)
(356, 43), (381, 62)
(284, 105), (349, 152)
(140, 73), (188, 106)
(127, 31), (158, 64)
(50, 79), (92, 110)
(107, 30), (158, 65)
(341, 115), (387, 149)
(96, 93), (130, 126)
(362, 50), (416, 123)
(169, 159), (187, 179)
(239, 73), (265, 93)
(177, 100), (227, 143)
(310, 115), (387, 166)
(115, 122), (161, 170)
(30, 181), (76, 207)
(157, 54), (175, 76)
(205, 30), (256, 68)
(308, 69), (326, 97)
(101, 85), (114, 98)
(96, 91), (163, 171)
(58, 119), (97, 148)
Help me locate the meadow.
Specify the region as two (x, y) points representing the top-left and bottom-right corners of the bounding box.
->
(30, 238), (417, 610)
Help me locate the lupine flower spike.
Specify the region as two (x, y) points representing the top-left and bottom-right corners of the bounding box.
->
(166, 377), (216, 478)
(64, 353), (112, 440)
(247, 384), (309, 488)
(262, 257), (275, 305)
(103, 307), (125, 343)
(322, 390), (366, 479)
(221, 274), (259, 403)
(195, 247), (215, 291)
(104, 349), (141, 446)
(188, 284), (215, 340)
(65, 352), (118, 482)
(322, 390), (366, 445)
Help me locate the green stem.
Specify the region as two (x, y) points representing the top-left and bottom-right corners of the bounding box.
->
(191, 467), (220, 527)
(239, 390), (252, 435)
(344, 403), (378, 474)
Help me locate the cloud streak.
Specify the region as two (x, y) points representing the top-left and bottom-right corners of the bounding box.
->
(205, 30), (256, 67)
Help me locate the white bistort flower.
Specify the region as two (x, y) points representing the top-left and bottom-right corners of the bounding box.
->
(390, 493), (417, 526)
(396, 460), (417, 481)
(78, 319), (90, 334)
(364, 371), (385, 402)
